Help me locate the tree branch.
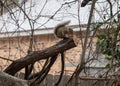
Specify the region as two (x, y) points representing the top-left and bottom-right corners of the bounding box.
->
(4, 39), (76, 76)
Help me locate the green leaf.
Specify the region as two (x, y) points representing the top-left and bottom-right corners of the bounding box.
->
(105, 64), (110, 68)
(96, 22), (102, 28)
(103, 49), (112, 56)
(105, 55), (112, 60)
(97, 34), (106, 40)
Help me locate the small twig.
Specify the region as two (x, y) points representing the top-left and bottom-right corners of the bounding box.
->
(0, 56), (14, 62)
(106, 0), (113, 17)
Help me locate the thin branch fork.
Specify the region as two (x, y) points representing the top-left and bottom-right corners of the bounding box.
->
(4, 39), (76, 76)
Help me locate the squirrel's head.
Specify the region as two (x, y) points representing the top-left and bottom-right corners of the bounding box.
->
(64, 27), (73, 39)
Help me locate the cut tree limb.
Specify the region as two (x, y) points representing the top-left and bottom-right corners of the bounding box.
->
(4, 39), (76, 76)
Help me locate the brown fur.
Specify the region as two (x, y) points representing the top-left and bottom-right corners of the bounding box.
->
(54, 21), (73, 39)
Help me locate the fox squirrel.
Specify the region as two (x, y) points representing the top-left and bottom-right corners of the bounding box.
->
(54, 21), (73, 39)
